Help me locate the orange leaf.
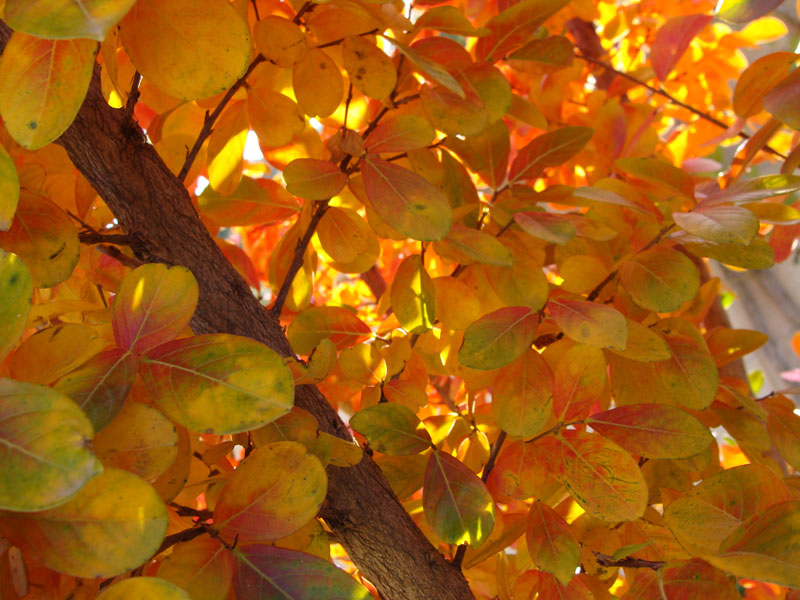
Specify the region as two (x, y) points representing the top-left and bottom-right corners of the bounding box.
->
(508, 127), (593, 184)
(493, 348), (553, 437)
(549, 297), (627, 351)
(526, 500), (580, 585)
(199, 176), (299, 227)
(552, 343), (606, 421)
(293, 48), (343, 118)
(651, 14), (712, 81)
(287, 306), (371, 355)
(459, 306), (539, 370)
(475, 0), (570, 62)
(284, 159), (347, 201)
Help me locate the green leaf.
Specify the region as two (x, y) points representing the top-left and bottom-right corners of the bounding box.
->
(717, 0), (785, 23)
(423, 451), (495, 547)
(350, 403), (432, 455)
(283, 159), (347, 201)
(4, 0), (137, 41)
(684, 237), (774, 269)
(526, 501), (580, 585)
(459, 306), (539, 370)
(0, 144), (19, 231)
(438, 224), (513, 267)
(0, 378), (102, 512)
(0, 251), (31, 362)
(140, 333), (294, 435)
(390, 255), (436, 334)
(619, 246), (700, 312)
(493, 349), (553, 437)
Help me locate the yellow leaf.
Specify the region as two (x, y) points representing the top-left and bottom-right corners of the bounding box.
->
(0, 251), (31, 362)
(157, 537), (234, 600)
(253, 15), (307, 68)
(0, 143), (19, 230)
(292, 48), (343, 118)
(343, 36), (396, 100)
(390, 254), (436, 334)
(207, 100), (248, 196)
(4, 0), (137, 41)
(0, 33), (96, 149)
(98, 577), (190, 599)
(120, 0), (251, 100)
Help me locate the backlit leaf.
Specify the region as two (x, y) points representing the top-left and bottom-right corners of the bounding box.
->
(673, 206), (760, 245)
(475, 0), (570, 62)
(234, 545), (371, 600)
(509, 35), (574, 68)
(4, 0), (136, 41)
(350, 403), (432, 455)
(362, 154), (452, 241)
(733, 52), (797, 118)
(549, 297), (627, 350)
(0, 468), (167, 578)
(247, 88), (306, 149)
(0, 251), (31, 362)
(415, 6), (489, 37)
(0, 378), (101, 512)
(293, 48), (343, 118)
(253, 16), (307, 68)
(214, 442), (326, 543)
(552, 344), (606, 421)
(713, 174), (800, 203)
(420, 84), (489, 137)
(717, 0), (785, 23)
(120, 0), (251, 100)
(493, 349), (553, 437)
(283, 159), (347, 201)
(514, 212), (577, 245)
(158, 537), (235, 600)
(112, 263), (199, 355)
(54, 348), (137, 431)
(199, 176), (299, 227)
(526, 500), (580, 585)
(706, 328), (768, 366)
(389, 38), (465, 99)
(390, 254), (436, 334)
(439, 224), (513, 266)
(342, 36), (396, 100)
(625, 559), (740, 600)
(316, 206), (372, 264)
(459, 306), (538, 370)
(98, 577), (190, 600)
(140, 334), (294, 434)
(0, 144), (19, 230)
(556, 430), (647, 522)
(619, 246), (700, 312)
(0, 33), (96, 149)
(486, 440), (551, 501)
(364, 111), (436, 154)
(287, 306), (371, 355)
(615, 157), (695, 198)
(444, 120), (510, 190)
(509, 127), (593, 184)
(764, 68), (800, 130)
(651, 14), (712, 80)
(423, 450), (495, 547)
(588, 404), (713, 459)
(0, 191), (79, 288)
(464, 63), (512, 123)
(207, 100), (248, 196)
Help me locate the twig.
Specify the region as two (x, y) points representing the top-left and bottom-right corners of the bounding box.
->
(481, 430), (507, 483)
(451, 543), (468, 570)
(293, 1), (314, 24)
(271, 201), (331, 316)
(316, 28), (380, 50)
(177, 55), (266, 183)
(122, 71), (141, 126)
(594, 552), (665, 570)
(94, 244), (142, 269)
(576, 54), (786, 160)
(169, 502), (214, 520)
(153, 527), (208, 556)
(250, 0), (260, 20)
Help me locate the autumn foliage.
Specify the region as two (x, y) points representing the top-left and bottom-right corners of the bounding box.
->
(2, 0), (800, 598)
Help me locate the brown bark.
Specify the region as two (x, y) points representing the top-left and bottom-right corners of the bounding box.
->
(0, 23), (473, 600)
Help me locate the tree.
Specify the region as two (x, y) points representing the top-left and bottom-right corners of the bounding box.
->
(0, 0), (799, 598)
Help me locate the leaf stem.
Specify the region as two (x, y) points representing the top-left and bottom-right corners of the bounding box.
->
(593, 552), (665, 570)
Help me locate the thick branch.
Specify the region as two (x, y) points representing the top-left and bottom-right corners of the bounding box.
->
(0, 22), (473, 600)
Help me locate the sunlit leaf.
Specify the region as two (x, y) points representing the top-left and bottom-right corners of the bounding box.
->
(98, 577), (190, 599)
(0, 33), (96, 149)
(214, 442), (326, 543)
(364, 111), (436, 154)
(526, 501), (580, 585)
(389, 37), (465, 99)
(247, 87), (306, 149)
(651, 14), (712, 80)
(283, 159), (347, 201)
(509, 35), (574, 68)
(120, 0), (251, 100)
(4, 0), (137, 41)
(0, 468), (167, 578)
(140, 334), (294, 435)
(112, 263), (199, 355)
(486, 440), (551, 501)
(733, 52), (797, 118)
(420, 84), (489, 137)
(608, 319), (671, 362)
(0, 191), (79, 288)
(350, 403), (432, 455)
(0, 378), (101, 512)
(293, 48), (343, 118)
(588, 404), (713, 459)
(552, 344), (606, 421)
(514, 211), (577, 244)
(493, 348), (553, 437)
(199, 176), (299, 227)
(764, 68), (800, 130)
(234, 545), (371, 599)
(0, 144), (19, 231)
(438, 224), (513, 266)
(362, 154), (452, 241)
(459, 306), (538, 370)
(423, 450), (495, 547)
(475, 0), (570, 62)
(706, 328), (769, 366)
(390, 254), (436, 334)
(508, 127), (593, 184)
(207, 100), (248, 196)
(549, 297), (627, 350)
(253, 16), (307, 68)
(619, 246), (700, 312)
(717, 0), (786, 23)
(556, 430), (647, 522)
(625, 559), (740, 600)
(0, 251), (31, 362)
(684, 237), (774, 269)
(674, 206), (760, 245)
(342, 36), (396, 100)
(287, 306), (371, 355)
(415, 5), (489, 36)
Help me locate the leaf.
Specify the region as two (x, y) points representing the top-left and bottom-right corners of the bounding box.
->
(514, 212), (577, 244)
(287, 306), (371, 355)
(0, 251), (31, 362)
(140, 334), (294, 435)
(0, 144), (19, 231)
(342, 36), (396, 100)
(438, 224), (513, 266)
(253, 16), (307, 68)
(0, 378), (101, 512)
(615, 157), (695, 198)
(674, 206), (760, 245)
(0, 468), (167, 578)
(0, 33), (96, 149)
(464, 63), (512, 123)
(549, 297), (628, 350)
(493, 348), (553, 437)
(684, 237), (774, 270)
(608, 319), (671, 362)
(486, 440), (551, 501)
(4, 0), (137, 41)
(625, 559), (740, 600)
(509, 35), (574, 68)
(444, 120), (510, 190)
(283, 159), (347, 201)
(552, 344), (606, 421)
(733, 52), (797, 118)
(199, 176), (299, 227)
(388, 37), (465, 99)
(247, 88), (306, 149)
(588, 405), (713, 459)
(509, 127), (594, 184)
(654, 326), (719, 411)
(157, 537), (235, 600)
(716, 500), (800, 588)
(423, 450), (495, 547)
(526, 501), (580, 585)
(364, 111), (436, 154)
(234, 545), (371, 600)
(556, 430), (647, 522)
(98, 577), (190, 600)
(293, 48), (343, 118)
(214, 442), (326, 543)
(706, 328), (769, 367)
(651, 14), (712, 80)
(717, 0), (786, 23)
(420, 85), (489, 137)
(251, 407), (319, 450)
(572, 186), (649, 214)
(120, 0), (251, 100)
(350, 403), (432, 455)
(112, 263), (199, 355)
(415, 6), (489, 37)
(390, 254), (436, 334)
(93, 401), (178, 482)
(54, 348), (137, 431)
(206, 100), (248, 196)
(339, 343), (386, 386)
(362, 154), (452, 241)
(619, 246), (700, 312)
(764, 68), (800, 130)
(475, 0), (570, 62)
(459, 306), (539, 370)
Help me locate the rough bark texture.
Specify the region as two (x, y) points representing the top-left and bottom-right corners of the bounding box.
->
(0, 23), (473, 600)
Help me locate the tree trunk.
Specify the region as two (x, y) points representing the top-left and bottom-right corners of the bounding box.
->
(0, 23), (474, 600)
